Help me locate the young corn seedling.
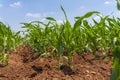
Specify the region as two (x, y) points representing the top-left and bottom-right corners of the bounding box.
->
(46, 17), (64, 69)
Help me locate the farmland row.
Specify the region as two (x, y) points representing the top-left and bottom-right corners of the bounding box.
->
(0, 7), (120, 79)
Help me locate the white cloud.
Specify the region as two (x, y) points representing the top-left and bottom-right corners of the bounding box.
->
(104, 1), (110, 5)
(25, 12), (56, 23)
(26, 13), (43, 18)
(10, 1), (21, 8)
(0, 4), (3, 8)
(25, 12), (52, 18)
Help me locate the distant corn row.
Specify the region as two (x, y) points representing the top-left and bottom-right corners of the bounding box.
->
(0, 22), (23, 64)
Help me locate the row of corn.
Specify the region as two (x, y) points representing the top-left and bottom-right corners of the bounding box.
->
(0, 6), (120, 79)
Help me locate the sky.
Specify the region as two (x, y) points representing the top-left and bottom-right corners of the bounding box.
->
(0, 0), (120, 31)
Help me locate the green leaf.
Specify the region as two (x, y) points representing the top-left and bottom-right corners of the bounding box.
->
(46, 17), (56, 21)
(75, 11), (100, 20)
(117, 0), (120, 11)
(81, 11), (100, 19)
(60, 5), (68, 20)
(74, 11), (100, 27)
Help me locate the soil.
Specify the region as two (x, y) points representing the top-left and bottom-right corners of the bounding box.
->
(0, 45), (113, 80)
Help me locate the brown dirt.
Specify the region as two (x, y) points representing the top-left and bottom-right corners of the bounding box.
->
(0, 45), (113, 80)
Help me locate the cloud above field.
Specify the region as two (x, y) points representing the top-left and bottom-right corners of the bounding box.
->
(0, 4), (3, 8)
(25, 12), (55, 19)
(9, 1), (21, 8)
(104, 1), (111, 5)
(26, 13), (42, 18)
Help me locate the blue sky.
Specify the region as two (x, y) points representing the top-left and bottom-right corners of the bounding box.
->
(0, 0), (119, 31)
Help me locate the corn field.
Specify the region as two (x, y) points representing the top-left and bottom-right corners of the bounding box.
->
(0, 6), (120, 79)
(0, 22), (23, 64)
